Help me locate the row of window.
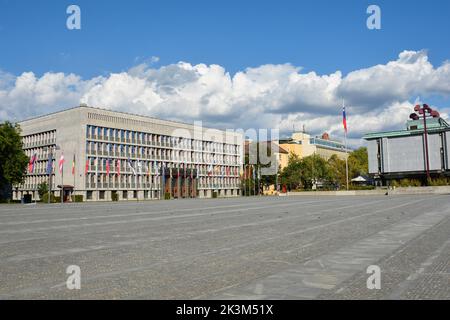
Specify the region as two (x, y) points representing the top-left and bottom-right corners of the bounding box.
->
(86, 125), (240, 154)
(86, 158), (240, 176)
(22, 130), (56, 148)
(85, 142), (239, 164)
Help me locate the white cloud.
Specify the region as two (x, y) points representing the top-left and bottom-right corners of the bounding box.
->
(0, 50), (449, 147)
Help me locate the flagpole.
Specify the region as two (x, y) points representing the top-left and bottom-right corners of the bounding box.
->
(61, 154), (64, 204)
(343, 99), (349, 191)
(73, 153), (76, 201)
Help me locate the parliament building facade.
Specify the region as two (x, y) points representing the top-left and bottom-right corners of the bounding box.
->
(14, 106), (243, 201)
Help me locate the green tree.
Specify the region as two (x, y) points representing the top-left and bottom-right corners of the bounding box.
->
(0, 122), (28, 199)
(348, 147), (368, 178)
(37, 182), (49, 199)
(280, 153), (331, 190)
(300, 154), (331, 189)
(280, 153), (303, 190)
(327, 154), (347, 187)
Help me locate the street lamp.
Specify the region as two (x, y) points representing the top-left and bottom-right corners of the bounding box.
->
(410, 104), (439, 181)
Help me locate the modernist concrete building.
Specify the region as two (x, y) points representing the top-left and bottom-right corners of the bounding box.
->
(14, 106), (243, 201)
(364, 110), (450, 184)
(278, 131), (350, 170)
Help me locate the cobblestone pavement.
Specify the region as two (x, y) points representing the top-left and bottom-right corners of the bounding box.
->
(0, 195), (448, 299)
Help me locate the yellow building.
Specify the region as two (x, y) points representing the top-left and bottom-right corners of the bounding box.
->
(279, 132), (350, 170)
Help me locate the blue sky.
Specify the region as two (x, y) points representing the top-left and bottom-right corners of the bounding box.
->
(1, 0), (449, 77)
(0, 0), (449, 145)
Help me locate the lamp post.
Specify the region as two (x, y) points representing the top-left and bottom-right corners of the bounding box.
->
(411, 104), (438, 182)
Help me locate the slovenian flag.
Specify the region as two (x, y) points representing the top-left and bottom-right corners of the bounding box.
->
(342, 105), (348, 133)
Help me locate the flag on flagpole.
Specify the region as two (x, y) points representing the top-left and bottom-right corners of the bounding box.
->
(127, 158), (136, 175)
(342, 104), (348, 134)
(28, 153), (37, 173)
(85, 159), (89, 175)
(116, 159), (121, 176)
(46, 153), (53, 175)
(106, 158), (110, 175)
(59, 153), (65, 174)
(72, 154), (76, 175)
(207, 164), (213, 176)
(137, 160), (142, 175)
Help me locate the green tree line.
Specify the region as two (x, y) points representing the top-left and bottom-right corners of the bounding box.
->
(279, 147), (369, 190)
(0, 122), (28, 200)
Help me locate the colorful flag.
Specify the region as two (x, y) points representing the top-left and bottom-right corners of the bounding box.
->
(342, 105), (348, 133)
(127, 158), (136, 175)
(28, 153), (37, 173)
(85, 159), (89, 175)
(116, 159), (121, 176)
(59, 153), (65, 174)
(106, 158), (110, 175)
(72, 154), (76, 175)
(46, 153), (53, 175)
(207, 164), (213, 176)
(137, 160), (142, 174)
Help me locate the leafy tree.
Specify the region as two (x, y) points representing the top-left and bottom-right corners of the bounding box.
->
(327, 154), (347, 187)
(300, 154), (331, 189)
(348, 147), (368, 178)
(37, 182), (49, 199)
(0, 122), (28, 199)
(280, 153), (303, 189)
(280, 153), (331, 190)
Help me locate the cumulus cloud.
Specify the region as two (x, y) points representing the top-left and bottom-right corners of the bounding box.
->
(0, 50), (449, 147)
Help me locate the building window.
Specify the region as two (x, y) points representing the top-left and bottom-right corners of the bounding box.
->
(87, 191), (93, 200)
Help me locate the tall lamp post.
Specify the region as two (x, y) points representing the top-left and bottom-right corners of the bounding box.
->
(410, 104), (440, 182)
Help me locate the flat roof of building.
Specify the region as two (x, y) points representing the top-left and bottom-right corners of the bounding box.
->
(363, 121), (450, 140)
(17, 105), (231, 133)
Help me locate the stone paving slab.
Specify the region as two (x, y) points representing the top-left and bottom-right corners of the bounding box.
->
(210, 208), (450, 299)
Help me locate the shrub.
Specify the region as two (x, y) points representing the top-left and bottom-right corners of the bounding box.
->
(212, 191), (218, 198)
(71, 195), (84, 202)
(428, 177), (450, 186)
(391, 179), (422, 187)
(164, 192), (171, 200)
(37, 182), (48, 199)
(42, 193), (57, 203)
(111, 192), (118, 201)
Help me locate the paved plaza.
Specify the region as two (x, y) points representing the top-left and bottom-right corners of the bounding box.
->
(0, 195), (449, 299)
